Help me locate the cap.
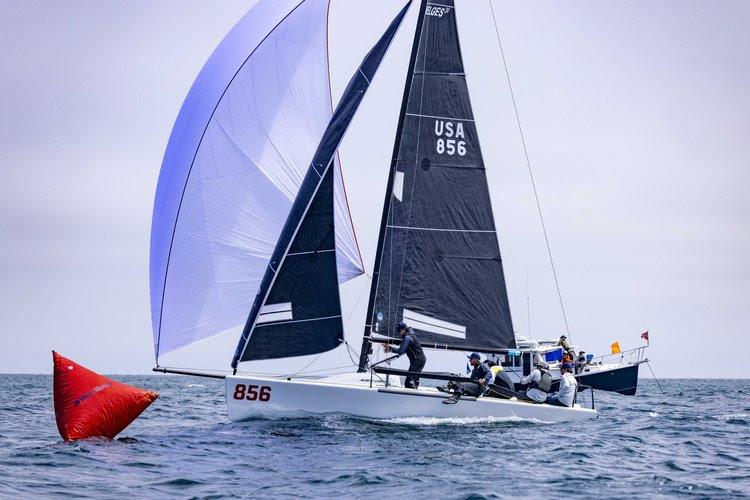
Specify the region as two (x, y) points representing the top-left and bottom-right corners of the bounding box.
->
(467, 352), (481, 360)
(535, 360), (549, 370)
(395, 322), (407, 332)
(561, 362), (575, 370)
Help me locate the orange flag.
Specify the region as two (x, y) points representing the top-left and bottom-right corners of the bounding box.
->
(610, 341), (621, 354)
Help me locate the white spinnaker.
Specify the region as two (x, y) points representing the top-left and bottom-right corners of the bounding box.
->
(151, 0), (363, 359)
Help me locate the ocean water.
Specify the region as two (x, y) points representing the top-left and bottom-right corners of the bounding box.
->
(0, 375), (748, 498)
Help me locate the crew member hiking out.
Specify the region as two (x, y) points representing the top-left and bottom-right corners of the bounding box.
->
(438, 353), (493, 404)
(383, 322), (426, 389)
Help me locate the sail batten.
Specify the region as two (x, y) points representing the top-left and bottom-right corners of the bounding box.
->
(360, 0), (515, 369)
(232, 2), (412, 366)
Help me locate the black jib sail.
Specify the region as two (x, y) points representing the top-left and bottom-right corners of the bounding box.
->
(359, 0), (515, 370)
(232, 3), (411, 367)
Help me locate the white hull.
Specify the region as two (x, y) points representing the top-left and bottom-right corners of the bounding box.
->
(225, 373), (597, 423)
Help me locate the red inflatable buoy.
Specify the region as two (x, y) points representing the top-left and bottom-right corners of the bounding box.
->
(52, 351), (158, 441)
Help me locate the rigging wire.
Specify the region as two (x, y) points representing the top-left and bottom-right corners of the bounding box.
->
(488, 0), (572, 340)
(340, 274), (373, 368)
(646, 360), (667, 397)
(525, 264), (531, 339)
(286, 350), (326, 378)
(290, 364), (358, 375)
(343, 273), (372, 328)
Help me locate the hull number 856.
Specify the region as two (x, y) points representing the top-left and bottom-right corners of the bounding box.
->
(233, 384), (271, 402)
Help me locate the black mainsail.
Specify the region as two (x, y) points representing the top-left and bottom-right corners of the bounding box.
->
(232, 3), (410, 367)
(359, 0), (515, 370)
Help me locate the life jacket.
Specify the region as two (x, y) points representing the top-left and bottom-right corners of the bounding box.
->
(404, 330), (425, 363)
(529, 368), (552, 393)
(491, 366), (514, 390)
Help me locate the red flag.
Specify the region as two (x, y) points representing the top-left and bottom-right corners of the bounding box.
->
(641, 330), (649, 342)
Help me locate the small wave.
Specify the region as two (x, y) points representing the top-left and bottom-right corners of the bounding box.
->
(715, 452), (741, 463)
(718, 413), (748, 419)
(383, 415), (552, 426)
(664, 460), (686, 471)
(649, 412), (659, 417)
(124, 461), (162, 468)
(156, 478), (205, 487)
(269, 430), (302, 438)
(187, 384), (205, 388)
(717, 413), (748, 425)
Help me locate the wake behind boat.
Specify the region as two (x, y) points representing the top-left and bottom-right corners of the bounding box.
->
(150, 0), (596, 422)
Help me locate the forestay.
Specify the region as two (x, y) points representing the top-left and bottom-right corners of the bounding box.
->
(233, 3), (411, 366)
(362, 0), (515, 360)
(150, 0), (364, 360)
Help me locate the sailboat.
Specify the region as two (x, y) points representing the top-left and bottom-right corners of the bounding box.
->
(151, 0), (597, 423)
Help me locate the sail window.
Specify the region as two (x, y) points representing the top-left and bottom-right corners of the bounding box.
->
(256, 303), (293, 324)
(402, 308), (466, 339)
(393, 171), (405, 201)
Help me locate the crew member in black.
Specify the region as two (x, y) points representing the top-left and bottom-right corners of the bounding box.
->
(383, 322), (426, 388)
(439, 353), (493, 404)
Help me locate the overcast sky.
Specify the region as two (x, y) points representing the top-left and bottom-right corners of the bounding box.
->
(1, 0), (748, 377)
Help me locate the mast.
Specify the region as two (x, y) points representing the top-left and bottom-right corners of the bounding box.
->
(358, 0), (428, 371)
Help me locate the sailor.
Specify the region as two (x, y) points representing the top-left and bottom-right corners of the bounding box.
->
(382, 322), (426, 389)
(440, 353), (493, 404)
(557, 335), (576, 360)
(546, 362), (578, 407)
(487, 360), (515, 391)
(576, 351), (587, 374)
(519, 359), (552, 403)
